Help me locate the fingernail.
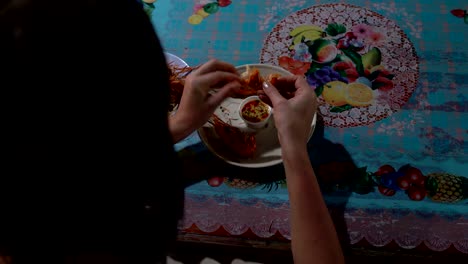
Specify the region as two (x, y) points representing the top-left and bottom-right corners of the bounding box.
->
(262, 81), (270, 89)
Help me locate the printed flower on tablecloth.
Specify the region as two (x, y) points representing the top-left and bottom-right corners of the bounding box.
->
(282, 23), (395, 113)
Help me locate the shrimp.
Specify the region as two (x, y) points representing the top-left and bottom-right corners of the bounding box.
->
(234, 67), (264, 98)
(209, 115), (256, 159)
(235, 67), (291, 100)
(167, 63), (194, 111)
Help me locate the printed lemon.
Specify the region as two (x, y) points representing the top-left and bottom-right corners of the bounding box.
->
(344, 83), (374, 107)
(188, 14), (203, 25)
(322, 81), (348, 106)
(196, 9), (210, 18)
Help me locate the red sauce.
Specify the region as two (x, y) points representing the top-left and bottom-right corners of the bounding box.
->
(241, 100), (270, 123)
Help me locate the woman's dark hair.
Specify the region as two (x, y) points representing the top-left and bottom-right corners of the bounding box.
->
(1, 0), (183, 262)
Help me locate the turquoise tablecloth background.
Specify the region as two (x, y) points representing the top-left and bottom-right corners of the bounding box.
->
(148, 0), (468, 253)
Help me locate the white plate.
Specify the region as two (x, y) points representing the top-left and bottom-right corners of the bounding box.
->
(164, 52), (188, 68)
(197, 63), (317, 168)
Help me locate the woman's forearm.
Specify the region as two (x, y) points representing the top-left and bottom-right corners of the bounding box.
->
(168, 114), (194, 143)
(282, 147), (344, 264)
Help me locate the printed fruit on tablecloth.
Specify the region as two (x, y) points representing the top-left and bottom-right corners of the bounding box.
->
(288, 24), (325, 50)
(224, 178), (259, 189)
(307, 66), (348, 89)
(321, 81), (348, 106)
(351, 166), (374, 195)
(188, 14), (204, 25)
(343, 82), (374, 107)
(218, 0), (232, 7)
(451, 9), (466, 18)
(260, 5), (420, 128)
(426, 173), (468, 203)
(309, 39), (338, 63)
(374, 164), (395, 176)
(407, 186), (426, 201)
(362, 47), (382, 70)
(378, 171), (403, 190)
(207, 176), (225, 187)
(223, 177), (286, 192)
(397, 165), (427, 197)
(378, 185), (396, 196)
(280, 21), (400, 115)
(373, 165), (398, 191)
(397, 176), (411, 190)
(203, 2), (219, 14)
(373, 164), (428, 201)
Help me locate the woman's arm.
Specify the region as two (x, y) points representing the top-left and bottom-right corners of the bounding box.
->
(282, 147), (344, 264)
(261, 78), (344, 264)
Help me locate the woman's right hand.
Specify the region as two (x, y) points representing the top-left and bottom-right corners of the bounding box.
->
(261, 77), (344, 264)
(260, 76), (317, 153)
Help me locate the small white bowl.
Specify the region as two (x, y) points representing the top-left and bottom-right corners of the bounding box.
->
(238, 96), (272, 129)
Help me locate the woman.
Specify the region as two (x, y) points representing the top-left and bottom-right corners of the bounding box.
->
(1, 0), (343, 263)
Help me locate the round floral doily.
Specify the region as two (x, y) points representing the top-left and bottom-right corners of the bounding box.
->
(260, 3), (419, 128)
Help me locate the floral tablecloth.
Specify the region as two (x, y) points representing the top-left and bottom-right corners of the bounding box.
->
(148, 0), (468, 253)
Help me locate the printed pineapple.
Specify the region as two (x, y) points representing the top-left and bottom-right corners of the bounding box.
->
(426, 173), (468, 203)
(224, 177), (286, 192)
(224, 178), (259, 189)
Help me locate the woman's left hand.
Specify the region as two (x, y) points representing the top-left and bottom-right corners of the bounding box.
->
(169, 59), (241, 143)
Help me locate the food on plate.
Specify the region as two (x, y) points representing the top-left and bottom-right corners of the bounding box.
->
(236, 66), (264, 97)
(240, 98), (270, 123)
(167, 63), (193, 112)
(209, 114), (256, 158)
(239, 96), (272, 129)
(237, 65), (295, 100)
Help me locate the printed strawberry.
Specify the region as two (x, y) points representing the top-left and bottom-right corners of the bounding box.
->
(337, 39), (348, 49)
(451, 9), (466, 18)
(218, 0), (232, 7)
(372, 76), (394, 91)
(333, 61), (353, 71)
(345, 68), (359, 82)
(344, 32), (357, 40)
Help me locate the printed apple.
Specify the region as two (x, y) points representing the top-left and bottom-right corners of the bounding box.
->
(397, 176), (411, 190)
(408, 186), (426, 201)
(207, 176), (224, 187)
(378, 185), (396, 196)
(375, 165), (395, 176)
(405, 167), (424, 184)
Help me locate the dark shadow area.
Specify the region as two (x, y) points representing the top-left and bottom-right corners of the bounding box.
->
(170, 238), (466, 264)
(177, 115), (368, 255)
(305, 117), (356, 255)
